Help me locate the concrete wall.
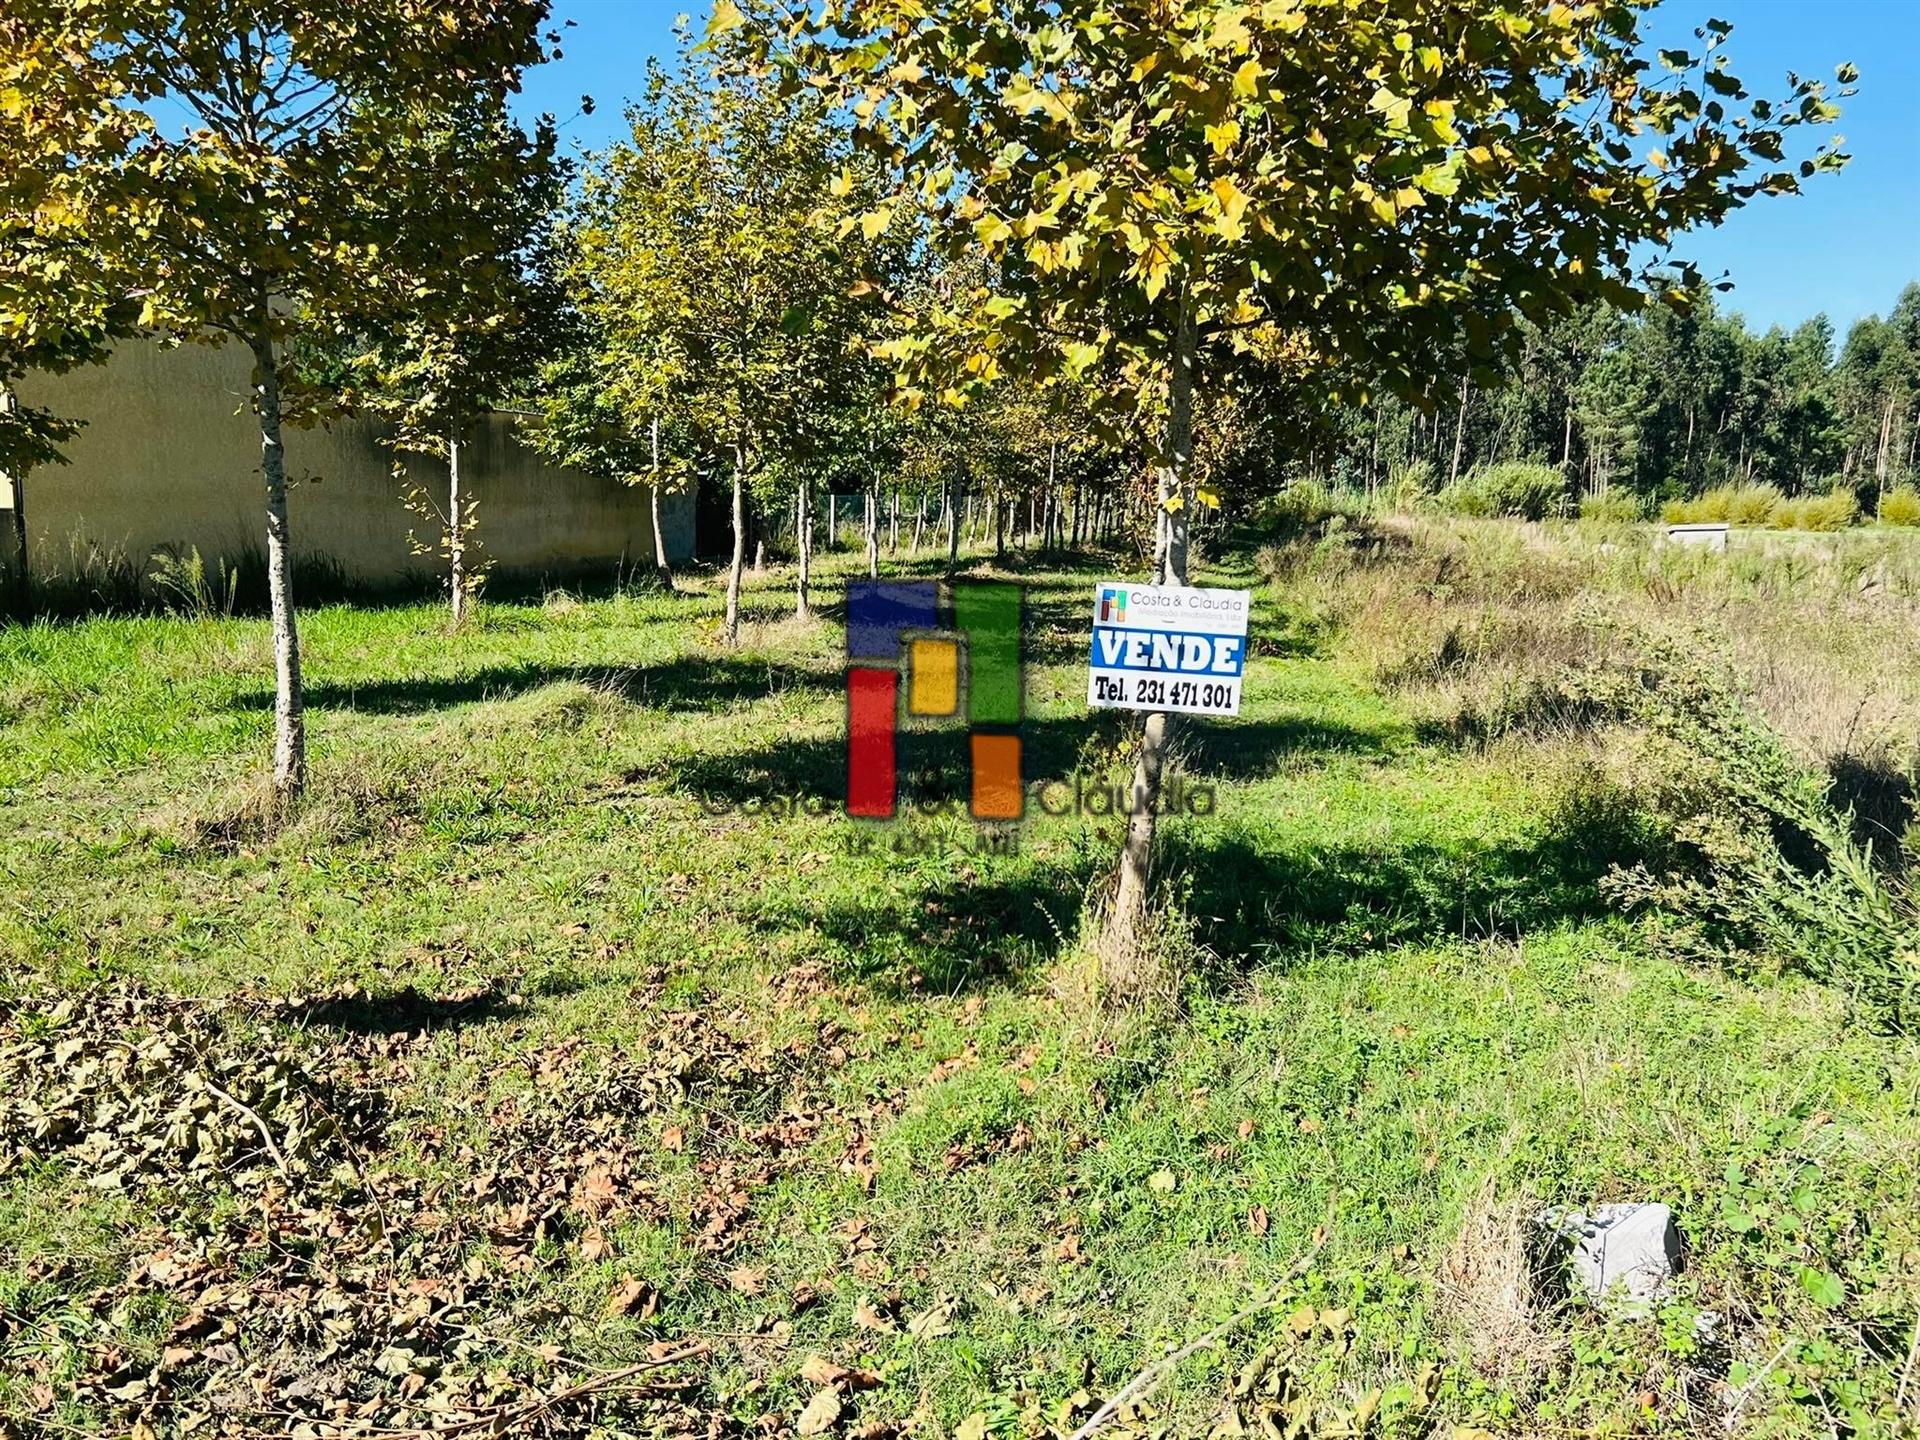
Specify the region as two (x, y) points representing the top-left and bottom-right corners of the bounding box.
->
(5, 338), (692, 587)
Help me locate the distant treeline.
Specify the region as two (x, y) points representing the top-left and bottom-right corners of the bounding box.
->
(1290, 282), (1920, 508)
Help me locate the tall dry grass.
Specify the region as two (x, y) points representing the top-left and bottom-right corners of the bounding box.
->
(1262, 516), (1920, 1018)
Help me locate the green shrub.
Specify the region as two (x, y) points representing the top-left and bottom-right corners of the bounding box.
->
(1661, 484), (1859, 532)
(1578, 492), (1640, 524)
(1726, 483), (1782, 526)
(1392, 457), (1438, 496)
(1252, 481), (1352, 538)
(1475, 460), (1567, 520)
(1432, 481), (1494, 518)
(1770, 488), (1857, 532)
(1878, 486), (1920, 527)
(1663, 485), (1737, 524)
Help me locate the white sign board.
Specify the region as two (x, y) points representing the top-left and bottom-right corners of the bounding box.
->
(1087, 582), (1250, 716)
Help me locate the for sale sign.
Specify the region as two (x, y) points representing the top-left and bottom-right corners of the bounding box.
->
(1086, 582), (1250, 716)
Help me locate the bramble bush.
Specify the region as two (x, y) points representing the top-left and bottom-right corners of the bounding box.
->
(1603, 652), (1918, 1026)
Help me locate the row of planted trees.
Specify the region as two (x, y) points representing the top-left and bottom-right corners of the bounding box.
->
(2, 0), (1854, 996)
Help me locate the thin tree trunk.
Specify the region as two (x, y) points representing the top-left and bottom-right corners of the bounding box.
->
(1102, 292), (1196, 998)
(796, 473), (813, 620)
(911, 494), (925, 554)
(649, 415), (674, 589)
(946, 479), (959, 565)
(865, 486), (878, 579)
(1877, 392), (1897, 491)
(250, 329), (306, 801)
(5, 467), (26, 617)
(1450, 384), (1468, 485)
(724, 448), (746, 645)
(448, 424), (468, 625)
(888, 490), (898, 553)
(1, 387), (24, 615)
(3, 441), (25, 618)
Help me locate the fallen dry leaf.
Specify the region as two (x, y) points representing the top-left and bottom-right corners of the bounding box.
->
(800, 1356), (848, 1387)
(906, 1299), (955, 1338)
(797, 1387), (843, 1436)
(729, 1265), (766, 1296)
(606, 1277), (657, 1318)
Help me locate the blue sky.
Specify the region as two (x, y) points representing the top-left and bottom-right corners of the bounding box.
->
(517, 0), (1920, 338)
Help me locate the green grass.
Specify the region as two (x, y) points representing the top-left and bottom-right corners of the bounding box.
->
(1, 541), (1915, 1439)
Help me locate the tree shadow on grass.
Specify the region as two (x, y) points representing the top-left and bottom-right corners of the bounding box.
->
(228, 654), (839, 716)
(752, 858), (1102, 997)
(1169, 783), (1663, 966)
(680, 705), (1652, 991)
(657, 711), (1393, 811)
(278, 982), (526, 1035)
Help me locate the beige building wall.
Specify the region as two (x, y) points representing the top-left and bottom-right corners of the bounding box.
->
(6, 337), (691, 587)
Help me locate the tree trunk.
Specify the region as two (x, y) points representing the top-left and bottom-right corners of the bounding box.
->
(827, 492), (837, 551)
(3, 455), (25, 618)
(1876, 392), (1897, 492)
(946, 479), (959, 565)
(1101, 292), (1195, 999)
(911, 494), (925, 554)
(888, 490), (899, 553)
(865, 486), (879, 579)
(447, 425), (469, 625)
(649, 415), (674, 590)
(724, 449), (746, 645)
(5, 470), (26, 617)
(796, 473), (813, 620)
(251, 330), (306, 801)
(1450, 384), (1469, 485)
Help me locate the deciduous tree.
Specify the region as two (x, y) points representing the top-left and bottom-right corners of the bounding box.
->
(0, 0), (558, 797)
(720, 0), (1850, 998)
(567, 46), (891, 644)
(336, 102), (566, 624)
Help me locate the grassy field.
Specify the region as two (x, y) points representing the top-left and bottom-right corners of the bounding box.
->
(1, 523), (1917, 1440)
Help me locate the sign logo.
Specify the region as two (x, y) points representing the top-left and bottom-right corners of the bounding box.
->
(846, 580), (1023, 820)
(1086, 581), (1250, 716)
